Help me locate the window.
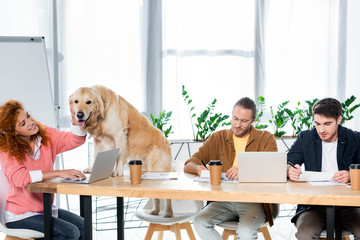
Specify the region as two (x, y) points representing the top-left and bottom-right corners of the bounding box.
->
(163, 0), (255, 139)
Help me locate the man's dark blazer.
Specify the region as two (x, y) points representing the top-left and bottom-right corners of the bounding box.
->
(287, 125), (360, 223)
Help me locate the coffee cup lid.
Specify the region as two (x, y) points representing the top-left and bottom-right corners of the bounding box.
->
(350, 164), (360, 169)
(129, 160), (143, 165)
(208, 160), (223, 166)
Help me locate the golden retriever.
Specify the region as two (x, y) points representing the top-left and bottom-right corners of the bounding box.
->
(69, 85), (173, 217)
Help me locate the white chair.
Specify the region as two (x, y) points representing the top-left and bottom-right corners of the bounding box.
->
(319, 229), (351, 240)
(135, 198), (203, 240)
(218, 203), (279, 240)
(0, 169), (44, 240)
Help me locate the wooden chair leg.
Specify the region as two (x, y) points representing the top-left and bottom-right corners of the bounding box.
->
(169, 223), (182, 240)
(222, 229), (236, 240)
(183, 222), (196, 240)
(259, 226), (272, 240)
(319, 236), (351, 240)
(157, 231), (164, 240)
(4, 236), (35, 240)
(144, 223), (158, 240)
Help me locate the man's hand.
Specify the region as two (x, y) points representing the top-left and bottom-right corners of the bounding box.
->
(196, 165), (207, 176)
(226, 167), (238, 180)
(288, 164), (302, 181)
(184, 162), (208, 176)
(332, 170), (350, 183)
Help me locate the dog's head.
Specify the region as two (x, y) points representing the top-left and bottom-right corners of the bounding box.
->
(69, 87), (104, 129)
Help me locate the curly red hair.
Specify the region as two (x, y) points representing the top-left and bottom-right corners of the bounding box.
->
(0, 100), (50, 163)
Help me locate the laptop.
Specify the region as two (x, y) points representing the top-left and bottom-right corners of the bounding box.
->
(62, 148), (119, 184)
(238, 152), (287, 183)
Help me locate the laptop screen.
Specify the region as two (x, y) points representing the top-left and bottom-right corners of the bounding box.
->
(238, 152), (287, 183)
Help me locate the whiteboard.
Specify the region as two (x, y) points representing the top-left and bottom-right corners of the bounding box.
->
(0, 36), (56, 127)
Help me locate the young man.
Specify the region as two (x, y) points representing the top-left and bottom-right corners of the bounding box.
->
(184, 97), (277, 240)
(287, 98), (360, 239)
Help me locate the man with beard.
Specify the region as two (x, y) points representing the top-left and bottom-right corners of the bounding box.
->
(184, 97), (277, 240)
(287, 98), (360, 239)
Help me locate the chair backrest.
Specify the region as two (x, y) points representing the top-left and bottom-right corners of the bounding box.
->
(0, 169), (11, 228)
(142, 198), (203, 214)
(0, 169), (44, 239)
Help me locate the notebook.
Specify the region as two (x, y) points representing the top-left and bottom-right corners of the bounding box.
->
(238, 152), (287, 183)
(61, 148), (119, 184)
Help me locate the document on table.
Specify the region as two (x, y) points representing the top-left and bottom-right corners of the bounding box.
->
(297, 171), (335, 182)
(193, 170), (238, 183)
(309, 181), (347, 186)
(141, 172), (180, 180)
(297, 171), (346, 186)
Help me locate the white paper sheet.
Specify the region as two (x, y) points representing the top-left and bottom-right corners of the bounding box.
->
(297, 171), (336, 182)
(193, 170), (238, 183)
(309, 181), (347, 186)
(141, 172), (180, 180)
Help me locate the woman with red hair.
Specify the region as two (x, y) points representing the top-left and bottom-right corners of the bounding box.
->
(0, 99), (87, 240)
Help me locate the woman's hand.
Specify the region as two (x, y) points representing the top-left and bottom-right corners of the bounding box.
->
(43, 169), (86, 181)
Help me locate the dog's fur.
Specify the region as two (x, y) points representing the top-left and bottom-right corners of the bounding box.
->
(69, 85), (173, 217)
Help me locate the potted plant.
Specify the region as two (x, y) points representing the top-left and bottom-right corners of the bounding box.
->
(341, 95), (360, 125)
(182, 85), (230, 141)
(150, 110), (174, 138)
(254, 96), (268, 130)
(268, 100), (290, 138)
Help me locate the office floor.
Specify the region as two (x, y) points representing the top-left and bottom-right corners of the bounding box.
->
(91, 216), (298, 240)
(0, 216), (298, 240)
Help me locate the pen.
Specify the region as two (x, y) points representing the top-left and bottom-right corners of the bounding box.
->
(288, 162), (296, 168)
(201, 160), (208, 169)
(288, 162), (301, 173)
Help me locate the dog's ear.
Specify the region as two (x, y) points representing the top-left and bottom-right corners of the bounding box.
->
(94, 93), (105, 119)
(68, 94), (73, 103)
(68, 94), (75, 112)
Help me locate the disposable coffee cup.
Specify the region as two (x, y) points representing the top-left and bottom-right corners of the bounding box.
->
(350, 164), (360, 190)
(209, 160), (223, 185)
(129, 160), (143, 184)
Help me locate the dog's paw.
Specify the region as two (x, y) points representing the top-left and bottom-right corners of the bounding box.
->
(112, 170), (123, 177)
(147, 209), (160, 216)
(83, 167), (92, 173)
(164, 211), (173, 218)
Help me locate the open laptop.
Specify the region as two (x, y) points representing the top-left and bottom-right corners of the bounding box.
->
(62, 148), (119, 184)
(238, 152), (287, 183)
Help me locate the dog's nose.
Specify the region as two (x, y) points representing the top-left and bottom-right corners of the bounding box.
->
(77, 111), (85, 119)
